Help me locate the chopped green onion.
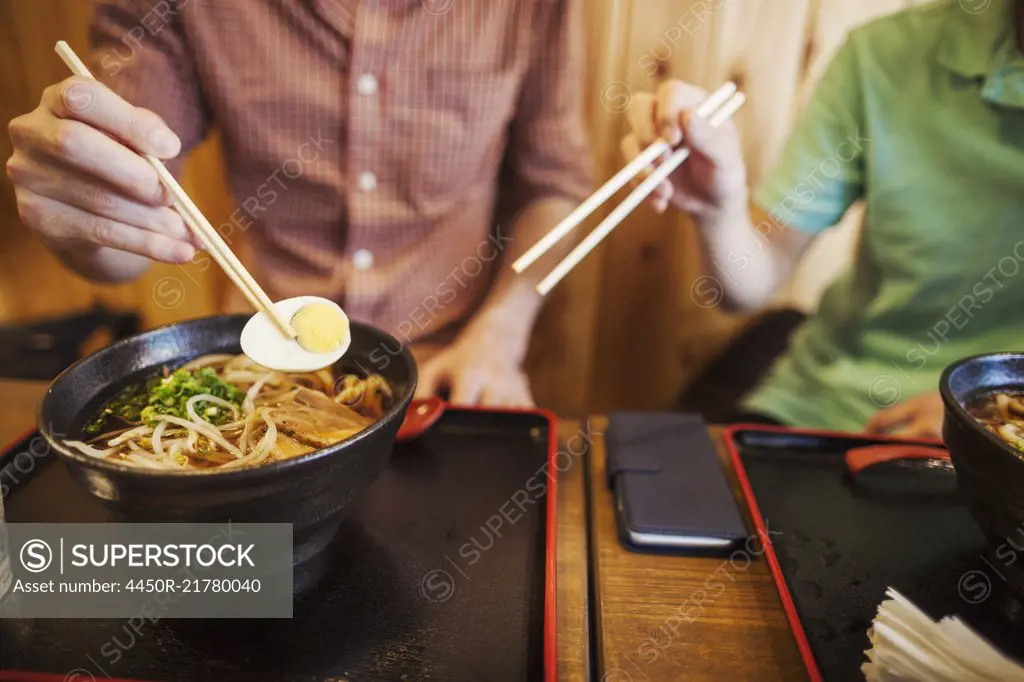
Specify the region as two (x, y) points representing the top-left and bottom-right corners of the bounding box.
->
(84, 366), (244, 434)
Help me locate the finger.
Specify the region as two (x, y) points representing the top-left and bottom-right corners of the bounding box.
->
(7, 152), (188, 241)
(620, 134), (642, 164)
(625, 144), (674, 210)
(652, 180), (673, 203)
(891, 420), (942, 441)
(865, 402), (914, 434)
(479, 387), (506, 407)
(449, 371), (485, 406)
(680, 107), (743, 169)
(414, 360), (445, 400)
(480, 388), (517, 408)
(43, 77), (181, 158)
(673, 194), (712, 214)
(656, 80), (706, 146)
(626, 92), (658, 147)
(15, 187), (194, 263)
(510, 378), (535, 408)
(22, 118), (169, 206)
(485, 374), (534, 408)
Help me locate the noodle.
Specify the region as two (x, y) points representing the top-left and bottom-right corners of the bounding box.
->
(967, 391), (1024, 454)
(185, 393), (241, 424)
(65, 440), (118, 458)
(72, 354), (391, 471)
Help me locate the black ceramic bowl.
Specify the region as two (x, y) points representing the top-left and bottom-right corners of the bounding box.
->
(940, 352), (1024, 548)
(38, 315), (415, 562)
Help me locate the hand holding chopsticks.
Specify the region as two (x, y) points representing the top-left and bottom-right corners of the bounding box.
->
(514, 82), (746, 296)
(53, 41), (296, 340)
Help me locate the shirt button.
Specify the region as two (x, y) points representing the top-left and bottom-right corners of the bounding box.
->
(352, 249), (374, 271)
(357, 171), (377, 192)
(356, 73), (378, 95)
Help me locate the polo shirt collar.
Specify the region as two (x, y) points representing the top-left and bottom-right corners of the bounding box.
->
(937, 0), (1024, 108)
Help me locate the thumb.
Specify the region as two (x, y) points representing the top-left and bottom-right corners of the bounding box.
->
(680, 108), (742, 170)
(414, 358), (445, 399)
(133, 108), (182, 160)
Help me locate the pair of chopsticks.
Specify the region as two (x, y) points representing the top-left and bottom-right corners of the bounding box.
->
(513, 82), (746, 296)
(54, 41), (296, 339)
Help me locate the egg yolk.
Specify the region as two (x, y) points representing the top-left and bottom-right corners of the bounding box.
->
(292, 303), (346, 353)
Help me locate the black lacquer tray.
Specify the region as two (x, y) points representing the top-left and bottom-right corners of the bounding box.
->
(725, 425), (1024, 682)
(0, 407), (557, 682)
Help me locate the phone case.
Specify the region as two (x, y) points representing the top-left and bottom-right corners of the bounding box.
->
(606, 412), (748, 554)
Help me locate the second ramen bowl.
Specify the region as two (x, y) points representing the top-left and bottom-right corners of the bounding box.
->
(940, 352), (1024, 565)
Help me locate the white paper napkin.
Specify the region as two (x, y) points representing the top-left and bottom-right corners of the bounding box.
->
(862, 588), (1024, 682)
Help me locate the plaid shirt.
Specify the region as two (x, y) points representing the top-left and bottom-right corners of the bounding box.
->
(91, 0), (591, 341)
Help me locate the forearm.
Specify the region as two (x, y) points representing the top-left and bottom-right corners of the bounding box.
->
(469, 197), (577, 358)
(695, 198), (813, 311)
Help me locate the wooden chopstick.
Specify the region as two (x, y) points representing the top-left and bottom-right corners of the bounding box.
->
(535, 91), (747, 296)
(511, 82), (738, 275)
(54, 41), (296, 339)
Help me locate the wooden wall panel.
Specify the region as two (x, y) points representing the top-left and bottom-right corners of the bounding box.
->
(0, 1), (106, 323)
(711, 0), (815, 186)
(522, 0), (624, 416)
(587, 0), (727, 412)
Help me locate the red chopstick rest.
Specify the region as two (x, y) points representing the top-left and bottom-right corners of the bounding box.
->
(844, 444), (951, 475)
(396, 397), (446, 442)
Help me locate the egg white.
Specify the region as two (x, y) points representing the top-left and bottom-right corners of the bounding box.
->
(240, 296), (351, 372)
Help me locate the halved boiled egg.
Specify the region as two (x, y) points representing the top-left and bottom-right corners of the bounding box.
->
(240, 296), (351, 372)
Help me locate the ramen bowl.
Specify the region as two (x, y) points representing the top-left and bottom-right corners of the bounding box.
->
(940, 352), (1024, 556)
(38, 315), (416, 565)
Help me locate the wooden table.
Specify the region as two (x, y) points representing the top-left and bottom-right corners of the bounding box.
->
(0, 384), (801, 681)
(584, 416), (805, 681)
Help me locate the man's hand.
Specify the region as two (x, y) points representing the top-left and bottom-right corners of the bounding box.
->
(415, 317), (533, 407)
(7, 77), (194, 281)
(620, 80), (748, 216)
(865, 391), (945, 440)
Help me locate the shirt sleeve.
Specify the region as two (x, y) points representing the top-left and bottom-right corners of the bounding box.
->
(90, 0), (211, 167)
(504, 0), (594, 209)
(753, 34), (868, 234)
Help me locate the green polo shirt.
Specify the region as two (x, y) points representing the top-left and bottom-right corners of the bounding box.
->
(742, 0), (1024, 430)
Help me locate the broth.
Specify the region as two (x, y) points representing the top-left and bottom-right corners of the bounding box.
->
(64, 354), (392, 471)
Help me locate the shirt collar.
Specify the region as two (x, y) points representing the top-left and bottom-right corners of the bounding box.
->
(937, 0), (1024, 107)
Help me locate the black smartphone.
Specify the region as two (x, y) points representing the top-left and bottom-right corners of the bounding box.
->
(606, 412), (748, 554)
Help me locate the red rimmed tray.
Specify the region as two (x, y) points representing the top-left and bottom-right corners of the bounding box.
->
(0, 405), (558, 682)
(723, 424), (1024, 682)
